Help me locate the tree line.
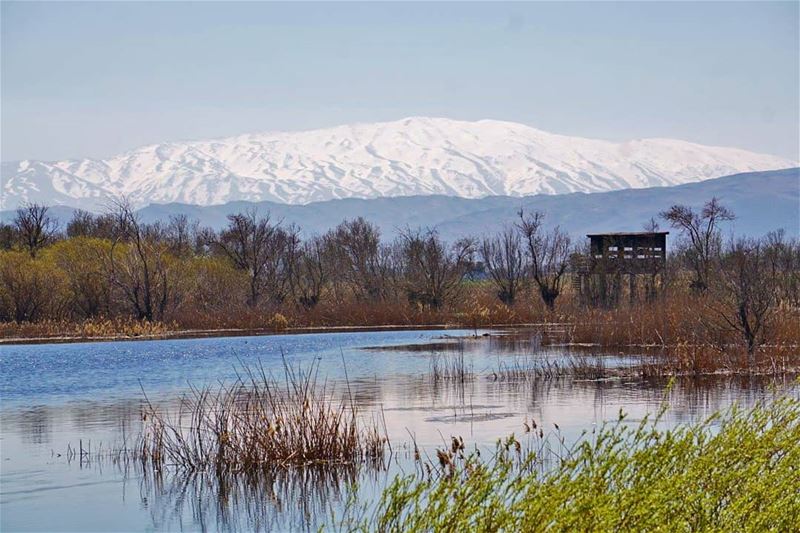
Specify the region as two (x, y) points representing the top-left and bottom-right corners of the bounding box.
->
(0, 201), (572, 321)
(1, 198), (798, 354)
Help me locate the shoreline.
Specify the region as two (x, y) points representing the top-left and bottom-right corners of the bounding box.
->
(0, 322), (548, 346)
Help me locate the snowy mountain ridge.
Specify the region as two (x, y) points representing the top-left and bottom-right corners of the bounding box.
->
(2, 117), (795, 209)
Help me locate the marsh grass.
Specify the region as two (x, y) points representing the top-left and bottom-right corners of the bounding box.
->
(556, 293), (800, 375)
(429, 347), (472, 383)
(0, 317), (176, 339)
(135, 359), (389, 473)
(490, 352), (610, 382)
(341, 391), (800, 532)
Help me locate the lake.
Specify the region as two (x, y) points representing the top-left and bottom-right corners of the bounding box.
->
(0, 329), (793, 531)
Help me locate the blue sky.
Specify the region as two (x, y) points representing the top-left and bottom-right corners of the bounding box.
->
(2, 1), (798, 162)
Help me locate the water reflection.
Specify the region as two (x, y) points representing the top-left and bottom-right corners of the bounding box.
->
(137, 464), (369, 532)
(12, 406), (52, 446)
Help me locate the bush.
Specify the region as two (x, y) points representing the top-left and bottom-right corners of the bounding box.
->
(0, 251), (68, 322)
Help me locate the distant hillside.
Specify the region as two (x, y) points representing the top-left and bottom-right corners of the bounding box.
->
(2, 168), (798, 242)
(138, 168), (800, 240)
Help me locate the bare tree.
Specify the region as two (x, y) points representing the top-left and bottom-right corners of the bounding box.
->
(66, 210), (117, 239)
(264, 224), (298, 305)
(480, 227), (526, 306)
(517, 210), (572, 311)
(399, 229), (474, 310)
(208, 210), (291, 307)
(107, 200), (174, 321)
(660, 197), (734, 292)
(643, 217), (660, 233)
(14, 203), (58, 257)
(164, 214), (198, 257)
(66, 210), (95, 238)
(762, 229), (800, 307)
(330, 218), (395, 302)
(707, 238), (779, 361)
(287, 235), (331, 310)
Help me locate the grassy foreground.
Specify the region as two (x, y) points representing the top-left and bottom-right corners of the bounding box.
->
(344, 393), (800, 532)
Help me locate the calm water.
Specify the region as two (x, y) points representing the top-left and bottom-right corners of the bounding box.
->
(0, 329), (792, 531)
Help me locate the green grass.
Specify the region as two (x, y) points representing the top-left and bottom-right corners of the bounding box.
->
(342, 392), (800, 532)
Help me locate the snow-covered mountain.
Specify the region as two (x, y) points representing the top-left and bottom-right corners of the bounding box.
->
(2, 117), (795, 209)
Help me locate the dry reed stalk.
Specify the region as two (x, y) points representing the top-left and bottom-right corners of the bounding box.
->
(429, 347), (472, 383)
(136, 359), (389, 473)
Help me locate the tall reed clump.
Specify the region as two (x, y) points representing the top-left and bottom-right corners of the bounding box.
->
(344, 393), (800, 531)
(429, 348), (472, 383)
(136, 360), (389, 473)
(558, 291), (800, 375)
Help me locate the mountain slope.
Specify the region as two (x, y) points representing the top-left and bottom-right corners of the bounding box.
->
(2, 118), (795, 209)
(135, 168), (800, 240)
(6, 169), (794, 242)
(434, 167), (800, 241)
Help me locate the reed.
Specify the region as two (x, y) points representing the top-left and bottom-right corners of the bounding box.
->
(429, 348), (472, 383)
(520, 290), (800, 377)
(342, 391), (800, 531)
(0, 317), (175, 339)
(490, 352), (610, 382)
(135, 360), (389, 473)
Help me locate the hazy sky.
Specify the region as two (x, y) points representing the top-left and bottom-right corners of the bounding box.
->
(2, 1), (798, 162)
